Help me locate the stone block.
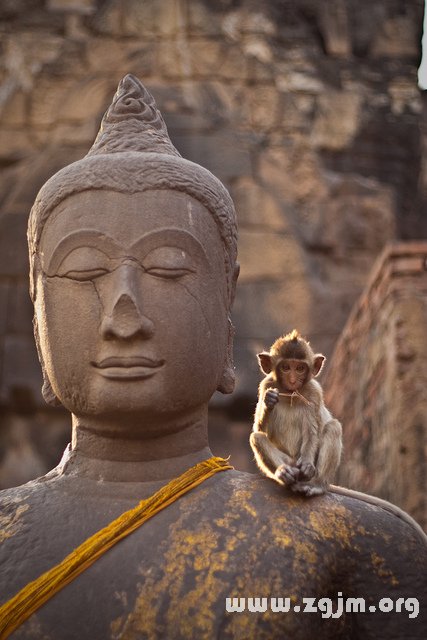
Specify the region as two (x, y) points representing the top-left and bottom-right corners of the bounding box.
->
(311, 91), (362, 150)
(90, 0), (122, 35)
(187, 39), (224, 78)
(47, 0), (96, 13)
(187, 37), (247, 81)
(231, 178), (289, 231)
(371, 16), (419, 58)
(321, 175), (396, 254)
(30, 77), (76, 127)
(0, 213), (30, 277)
(157, 40), (192, 80)
(278, 93), (315, 132)
(187, 1), (223, 36)
(30, 77), (110, 128)
(51, 120), (99, 146)
(172, 131), (251, 182)
(219, 46), (248, 81)
(2, 33), (63, 90)
(1, 90), (27, 127)
(239, 229), (308, 282)
(233, 278), (312, 341)
(93, 0), (185, 37)
(156, 82), (231, 132)
(86, 38), (129, 72)
(62, 77), (111, 121)
(247, 85), (279, 130)
(258, 143), (329, 204)
(2, 146), (87, 214)
(0, 130), (34, 162)
(241, 11), (276, 36)
(317, 0), (350, 58)
(388, 77), (422, 116)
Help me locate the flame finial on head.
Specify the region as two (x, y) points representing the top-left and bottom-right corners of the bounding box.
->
(86, 74), (181, 158)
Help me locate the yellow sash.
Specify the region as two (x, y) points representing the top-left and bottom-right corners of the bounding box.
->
(0, 456), (232, 639)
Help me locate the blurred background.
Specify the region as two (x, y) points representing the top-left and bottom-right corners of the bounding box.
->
(0, 0), (426, 528)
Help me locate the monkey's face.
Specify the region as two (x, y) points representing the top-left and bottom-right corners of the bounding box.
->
(35, 188), (230, 434)
(276, 359), (309, 392)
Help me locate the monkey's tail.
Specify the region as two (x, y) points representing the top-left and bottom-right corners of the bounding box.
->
(329, 484), (427, 545)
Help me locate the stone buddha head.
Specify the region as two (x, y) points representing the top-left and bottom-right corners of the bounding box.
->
(28, 75), (239, 434)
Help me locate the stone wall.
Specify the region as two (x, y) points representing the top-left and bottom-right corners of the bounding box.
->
(0, 0), (425, 486)
(324, 242), (427, 529)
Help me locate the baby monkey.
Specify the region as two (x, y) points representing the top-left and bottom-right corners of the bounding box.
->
(250, 330), (342, 496)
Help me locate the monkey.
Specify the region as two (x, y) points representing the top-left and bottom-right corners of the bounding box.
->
(250, 330), (342, 496)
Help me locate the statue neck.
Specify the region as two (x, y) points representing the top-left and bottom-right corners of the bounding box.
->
(60, 408), (212, 484)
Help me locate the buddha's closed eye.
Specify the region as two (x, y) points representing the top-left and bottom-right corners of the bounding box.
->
(143, 246), (195, 279)
(54, 245), (196, 282)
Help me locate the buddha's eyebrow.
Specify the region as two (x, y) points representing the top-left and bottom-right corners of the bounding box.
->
(46, 231), (121, 273)
(130, 228), (209, 263)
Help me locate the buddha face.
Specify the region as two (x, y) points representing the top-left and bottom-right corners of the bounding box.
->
(34, 189), (230, 430)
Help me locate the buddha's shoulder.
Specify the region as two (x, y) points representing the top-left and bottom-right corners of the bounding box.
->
(205, 470), (427, 548)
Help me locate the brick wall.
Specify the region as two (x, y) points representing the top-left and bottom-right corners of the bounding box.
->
(324, 242), (427, 528)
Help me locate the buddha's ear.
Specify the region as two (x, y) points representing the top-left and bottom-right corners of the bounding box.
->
(229, 262), (240, 307)
(217, 263), (240, 395)
(33, 314), (62, 407)
(216, 317), (236, 395)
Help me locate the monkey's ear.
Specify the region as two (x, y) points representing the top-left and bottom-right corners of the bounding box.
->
(257, 352), (273, 375)
(313, 354), (325, 377)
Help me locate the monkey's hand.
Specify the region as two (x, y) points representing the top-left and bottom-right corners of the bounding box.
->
(264, 388), (279, 410)
(296, 458), (316, 481)
(275, 463), (299, 486)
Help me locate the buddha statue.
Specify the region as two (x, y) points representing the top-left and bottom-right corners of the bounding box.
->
(0, 75), (425, 639)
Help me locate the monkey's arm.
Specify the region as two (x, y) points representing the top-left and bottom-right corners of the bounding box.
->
(252, 380), (300, 485)
(253, 380), (277, 433)
(250, 431), (296, 482)
(296, 407), (320, 481)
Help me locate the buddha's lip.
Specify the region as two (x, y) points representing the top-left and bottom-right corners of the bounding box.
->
(94, 356), (165, 369)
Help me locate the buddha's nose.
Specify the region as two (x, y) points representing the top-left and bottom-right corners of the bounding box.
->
(99, 264), (154, 340)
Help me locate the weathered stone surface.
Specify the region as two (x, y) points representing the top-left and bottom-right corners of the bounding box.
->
(30, 77), (110, 128)
(47, 0), (95, 12)
(238, 230), (307, 281)
(231, 178), (289, 231)
(317, 0), (351, 57)
(172, 131), (252, 181)
(247, 84), (279, 130)
(324, 243), (427, 529)
(233, 279), (312, 340)
(371, 15), (420, 58)
(0, 129), (34, 161)
(258, 143), (329, 204)
(311, 91), (362, 151)
(1, 147), (87, 214)
(0, 89), (26, 127)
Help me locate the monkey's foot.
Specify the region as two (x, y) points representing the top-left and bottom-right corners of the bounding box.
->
(291, 483), (326, 497)
(275, 464), (299, 486)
